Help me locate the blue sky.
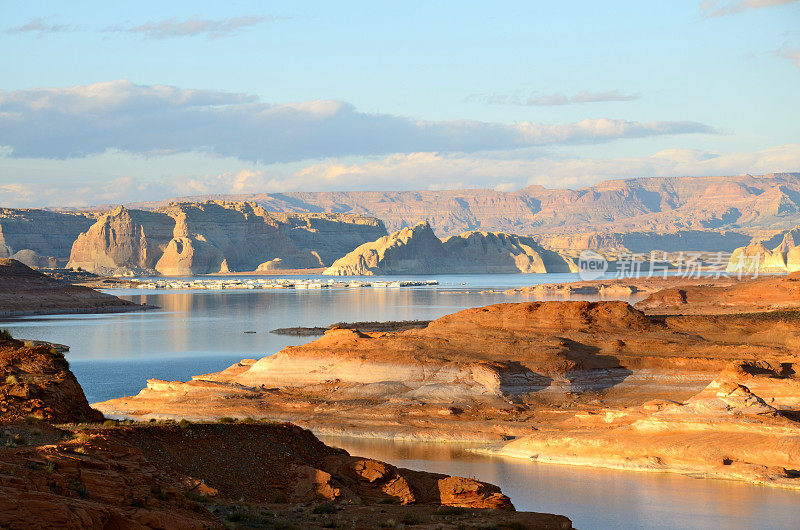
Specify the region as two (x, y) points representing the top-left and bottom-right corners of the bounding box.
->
(0, 0), (798, 206)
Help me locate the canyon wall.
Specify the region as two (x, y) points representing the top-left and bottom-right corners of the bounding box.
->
(0, 208), (95, 266)
(67, 201), (387, 275)
(144, 173), (800, 242)
(323, 221), (577, 275)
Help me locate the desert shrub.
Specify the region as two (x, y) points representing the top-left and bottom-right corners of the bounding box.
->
(178, 419), (192, 429)
(217, 416), (236, 424)
(402, 513), (423, 525)
(5, 375), (18, 385)
(312, 503), (337, 514)
(24, 414), (43, 424)
(102, 419), (118, 428)
(0, 329), (12, 341)
(23, 340), (36, 348)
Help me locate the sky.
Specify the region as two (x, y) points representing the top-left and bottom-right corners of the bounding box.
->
(0, 0), (798, 207)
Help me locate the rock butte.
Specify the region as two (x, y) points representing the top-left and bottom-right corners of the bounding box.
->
(323, 221), (576, 275)
(67, 201), (387, 276)
(0, 332), (570, 528)
(0, 258), (146, 317)
(96, 273), (800, 488)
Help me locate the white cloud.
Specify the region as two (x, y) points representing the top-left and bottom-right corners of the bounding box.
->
(1, 144), (797, 207)
(465, 90), (641, 106)
(107, 16), (282, 39)
(700, 0), (798, 17)
(5, 17), (73, 36)
(0, 80), (713, 163)
(774, 47), (800, 69)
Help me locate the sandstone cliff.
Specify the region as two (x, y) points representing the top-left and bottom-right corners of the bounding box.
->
(323, 222), (576, 275)
(0, 208), (94, 266)
(68, 201), (387, 275)
(144, 172), (800, 241)
(726, 226), (800, 274)
(0, 258), (145, 316)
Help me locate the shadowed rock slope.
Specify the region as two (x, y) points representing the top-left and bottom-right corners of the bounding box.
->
(324, 221), (576, 275)
(0, 335), (102, 424)
(0, 258), (145, 316)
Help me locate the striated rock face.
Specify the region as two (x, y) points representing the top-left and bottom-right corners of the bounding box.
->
(323, 221), (576, 275)
(0, 336), (102, 423)
(68, 201), (387, 275)
(727, 226), (800, 274)
(494, 360), (800, 488)
(144, 172), (800, 238)
(0, 258), (145, 316)
(0, 208), (94, 266)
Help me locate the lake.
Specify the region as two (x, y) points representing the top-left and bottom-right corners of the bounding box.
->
(1, 272), (797, 529)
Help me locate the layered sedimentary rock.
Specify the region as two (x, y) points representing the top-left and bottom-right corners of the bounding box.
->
(492, 360), (800, 488)
(0, 208), (94, 266)
(727, 226), (800, 273)
(0, 336), (569, 529)
(144, 172), (800, 238)
(67, 201), (387, 275)
(0, 258), (145, 316)
(96, 287), (800, 487)
(323, 222), (576, 275)
(0, 335), (102, 423)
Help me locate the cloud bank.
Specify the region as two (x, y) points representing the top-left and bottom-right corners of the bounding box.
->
(700, 0), (798, 17)
(1, 144), (797, 208)
(0, 80), (712, 163)
(465, 90), (641, 106)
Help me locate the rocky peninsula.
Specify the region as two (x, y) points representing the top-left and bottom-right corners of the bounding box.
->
(0, 259), (148, 317)
(0, 332), (571, 528)
(96, 273), (800, 489)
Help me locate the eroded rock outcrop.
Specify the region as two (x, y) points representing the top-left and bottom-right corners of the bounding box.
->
(68, 201), (387, 275)
(323, 222), (576, 275)
(0, 335), (102, 424)
(0, 422), (574, 530)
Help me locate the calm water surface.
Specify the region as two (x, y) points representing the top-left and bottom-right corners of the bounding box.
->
(0, 272), (797, 528)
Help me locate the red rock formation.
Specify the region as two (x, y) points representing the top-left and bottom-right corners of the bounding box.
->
(0, 336), (102, 424)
